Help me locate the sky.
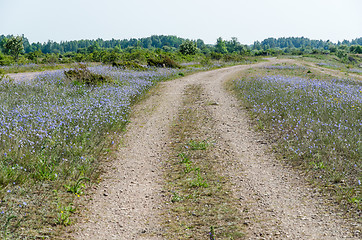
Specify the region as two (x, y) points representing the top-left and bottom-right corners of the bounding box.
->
(0, 0), (361, 45)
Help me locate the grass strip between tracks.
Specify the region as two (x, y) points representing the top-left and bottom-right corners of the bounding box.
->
(163, 84), (244, 239)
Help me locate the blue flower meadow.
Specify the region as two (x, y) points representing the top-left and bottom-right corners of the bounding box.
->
(0, 66), (177, 188)
(264, 64), (306, 70)
(0, 65), (185, 238)
(235, 74), (361, 205)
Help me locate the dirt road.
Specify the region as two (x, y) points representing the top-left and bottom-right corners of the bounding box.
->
(6, 71), (45, 81)
(65, 61), (359, 239)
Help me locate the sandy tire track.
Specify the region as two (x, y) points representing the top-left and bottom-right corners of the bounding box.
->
(70, 61), (360, 239)
(6, 71), (46, 81)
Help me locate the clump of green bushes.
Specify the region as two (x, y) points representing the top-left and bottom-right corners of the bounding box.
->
(0, 68), (4, 80)
(112, 61), (147, 71)
(0, 53), (14, 66)
(64, 63), (113, 86)
(147, 55), (180, 68)
(200, 57), (212, 66)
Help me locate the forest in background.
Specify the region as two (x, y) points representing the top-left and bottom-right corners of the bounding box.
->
(0, 34), (361, 67)
(0, 35), (361, 54)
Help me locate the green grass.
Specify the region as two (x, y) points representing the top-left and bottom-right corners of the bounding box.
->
(187, 139), (209, 150)
(293, 53), (362, 75)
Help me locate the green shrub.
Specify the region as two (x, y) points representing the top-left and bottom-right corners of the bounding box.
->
(147, 55), (180, 68)
(200, 57), (212, 66)
(0, 53), (14, 66)
(0, 69), (11, 82)
(64, 63), (113, 86)
(112, 61), (147, 71)
(179, 40), (197, 55)
(348, 56), (357, 63)
(209, 52), (223, 60)
(101, 51), (121, 63)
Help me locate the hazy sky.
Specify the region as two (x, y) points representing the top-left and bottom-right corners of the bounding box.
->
(0, 0), (361, 44)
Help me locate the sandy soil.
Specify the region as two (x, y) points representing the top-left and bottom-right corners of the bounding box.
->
(6, 71), (44, 81)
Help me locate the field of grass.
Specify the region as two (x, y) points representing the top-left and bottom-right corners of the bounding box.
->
(231, 64), (361, 213)
(291, 54), (362, 75)
(0, 64), (185, 239)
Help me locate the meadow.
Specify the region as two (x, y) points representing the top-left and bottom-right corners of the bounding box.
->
(0, 64), (185, 238)
(232, 64), (361, 211)
(295, 54), (362, 76)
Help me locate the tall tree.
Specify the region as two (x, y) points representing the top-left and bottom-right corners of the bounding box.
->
(215, 37), (228, 54)
(3, 36), (24, 61)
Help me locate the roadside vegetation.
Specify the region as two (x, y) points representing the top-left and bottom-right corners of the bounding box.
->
(0, 64), (184, 238)
(231, 65), (361, 217)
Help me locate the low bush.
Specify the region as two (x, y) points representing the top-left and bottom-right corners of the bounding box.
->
(64, 63), (113, 86)
(112, 61), (147, 71)
(200, 57), (212, 66)
(0, 53), (14, 66)
(209, 52), (223, 60)
(147, 55), (180, 68)
(0, 68), (4, 80)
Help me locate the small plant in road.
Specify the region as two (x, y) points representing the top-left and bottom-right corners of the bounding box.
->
(188, 139), (209, 150)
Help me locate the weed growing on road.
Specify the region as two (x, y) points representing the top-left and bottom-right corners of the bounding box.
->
(188, 139), (209, 150)
(1, 209), (17, 240)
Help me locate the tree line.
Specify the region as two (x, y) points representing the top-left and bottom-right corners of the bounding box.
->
(1, 34), (361, 55)
(253, 37), (362, 51)
(0, 35), (206, 54)
(0, 34), (361, 66)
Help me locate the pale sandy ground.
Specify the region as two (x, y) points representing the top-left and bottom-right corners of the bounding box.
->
(6, 71), (44, 81)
